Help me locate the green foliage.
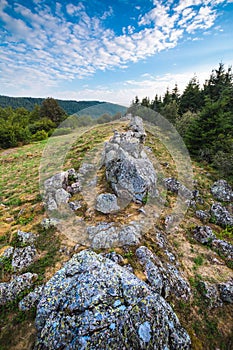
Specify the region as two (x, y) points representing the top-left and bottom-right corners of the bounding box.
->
(39, 97), (67, 125)
(31, 130), (48, 141)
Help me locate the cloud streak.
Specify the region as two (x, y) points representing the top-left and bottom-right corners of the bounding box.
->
(0, 0), (230, 97)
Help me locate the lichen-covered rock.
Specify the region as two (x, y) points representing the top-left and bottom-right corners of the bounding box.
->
(19, 285), (44, 311)
(211, 239), (233, 260)
(86, 221), (142, 248)
(17, 230), (38, 244)
(101, 117), (157, 203)
(34, 250), (191, 349)
(95, 193), (120, 214)
(195, 210), (211, 223)
(43, 168), (79, 212)
(104, 251), (124, 264)
(199, 281), (222, 308)
(192, 226), (233, 259)
(0, 273), (37, 305)
(11, 245), (37, 271)
(136, 246), (190, 300)
(210, 203), (233, 227)
(193, 226), (216, 244)
(164, 178), (192, 199)
(218, 279), (233, 303)
(211, 180), (233, 202)
(0, 246), (14, 258)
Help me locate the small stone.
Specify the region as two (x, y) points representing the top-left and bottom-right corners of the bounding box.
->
(195, 210), (211, 223)
(95, 193), (120, 214)
(193, 226), (216, 244)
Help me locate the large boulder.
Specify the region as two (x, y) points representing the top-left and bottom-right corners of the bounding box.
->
(34, 250), (191, 349)
(211, 180), (233, 202)
(101, 117), (157, 203)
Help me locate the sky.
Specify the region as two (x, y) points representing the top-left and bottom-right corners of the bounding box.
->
(0, 0), (233, 107)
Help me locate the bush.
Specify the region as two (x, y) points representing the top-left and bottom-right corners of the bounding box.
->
(32, 130), (48, 141)
(52, 127), (72, 136)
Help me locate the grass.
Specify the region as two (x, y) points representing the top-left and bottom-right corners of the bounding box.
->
(0, 120), (233, 350)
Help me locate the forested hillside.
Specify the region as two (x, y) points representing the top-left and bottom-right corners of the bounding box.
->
(128, 63), (233, 181)
(0, 96), (102, 115)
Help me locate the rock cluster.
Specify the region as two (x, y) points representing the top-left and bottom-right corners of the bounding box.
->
(211, 180), (233, 202)
(199, 279), (233, 308)
(164, 178), (192, 199)
(136, 246), (191, 300)
(193, 226), (233, 260)
(0, 230), (38, 272)
(33, 250), (191, 349)
(0, 273), (38, 305)
(210, 203), (233, 227)
(43, 168), (80, 211)
(100, 116), (157, 205)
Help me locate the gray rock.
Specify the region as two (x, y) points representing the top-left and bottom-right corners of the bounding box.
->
(104, 252), (124, 264)
(193, 226), (216, 244)
(136, 246), (190, 300)
(218, 279), (233, 303)
(40, 218), (60, 229)
(68, 201), (82, 211)
(195, 210), (211, 223)
(0, 273), (38, 305)
(210, 203), (233, 227)
(11, 246), (37, 271)
(17, 230), (37, 244)
(199, 281), (222, 308)
(95, 193), (120, 214)
(34, 250), (191, 349)
(102, 117), (157, 203)
(129, 115), (147, 142)
(44, 171), (68, 192)
(55, 188), (71, 206)
(211, 180), (233, 202)
(87, 221), (142, 249)
(164, 178), (192, 199)
(211, 239), (233, 260)
(0, 246), (14, 258)
(19, 285), (44, 311)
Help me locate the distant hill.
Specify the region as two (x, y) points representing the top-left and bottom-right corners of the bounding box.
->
(0, 95), (127, 117)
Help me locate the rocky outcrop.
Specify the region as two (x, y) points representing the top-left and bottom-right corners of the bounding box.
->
(195, 210), (211, 223)
(87, 221), (142, 248)
(101, 116), (157, 203)
(211, 180), (233, 202)
(136, 246), (190, 300)
(0, 273), (38, 305)
(199, 279), (233, 308)
(43, 168), (80, 211)
(193, 226), (233, 260)
(34, 250), (191, 349)
(164, 178), (192, 199)
(210, 203), (233, 227)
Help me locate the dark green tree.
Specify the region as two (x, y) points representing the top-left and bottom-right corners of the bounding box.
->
(40, 97), (67, 125)
(179, 76), (203, 115)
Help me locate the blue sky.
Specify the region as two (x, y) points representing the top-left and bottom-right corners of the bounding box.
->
(0, 0), (232, 106)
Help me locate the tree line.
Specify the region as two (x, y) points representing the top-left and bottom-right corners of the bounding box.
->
(0, 97), (123, 149)
(128, 63), (233, 180)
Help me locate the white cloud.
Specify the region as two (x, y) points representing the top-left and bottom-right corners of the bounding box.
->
(0, 0), (230, 99)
